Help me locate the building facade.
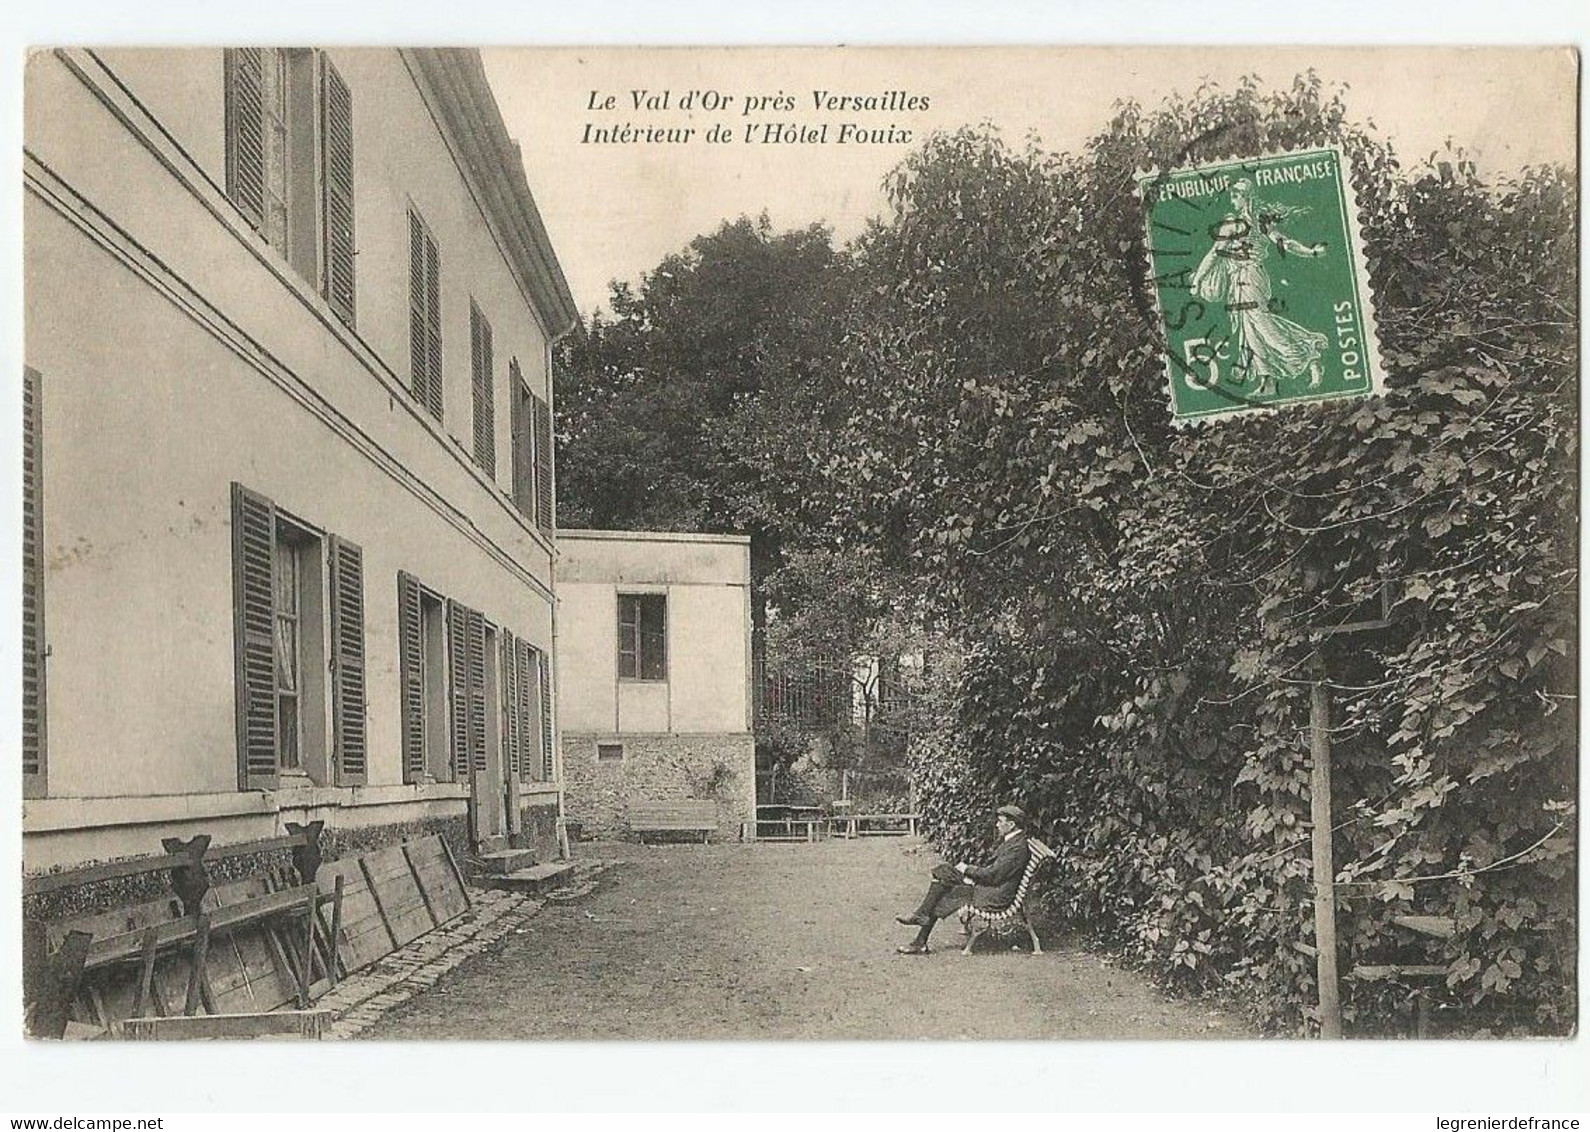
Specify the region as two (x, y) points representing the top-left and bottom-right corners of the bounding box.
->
(556, 531), (757, 839)
(23, 48), (578, 875)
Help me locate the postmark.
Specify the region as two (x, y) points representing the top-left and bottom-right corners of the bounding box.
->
(1136, 146), (1384, 425)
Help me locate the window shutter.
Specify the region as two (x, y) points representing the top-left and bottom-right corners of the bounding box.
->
(408, 212), (444, 420)
(424, 233), (443, 419)
(397, 572), (425, 784)
(320, 55), (357, 327)
(408, 212), (429, 406)
(231, 483), (279, 789)
(538, 648), (554, 781)
(533, 393), (554, 535)
(518, 639), (537, 782)
(471, 304), (495, 475)
(328, 536), (367, 785)
(509, 362), (535, 521)
(23, 368), (46, 796)
(466, 609), (488, 773)
(446, 599), (471, 782)
(501, 630), (521, 780)
(224, 48), (267, 230)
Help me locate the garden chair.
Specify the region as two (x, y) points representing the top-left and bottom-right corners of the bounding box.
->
(958, 836), (1057, 955)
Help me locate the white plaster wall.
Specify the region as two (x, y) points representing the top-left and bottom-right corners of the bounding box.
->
(23, 48), (560, 803)
(555, 582), (616, 733)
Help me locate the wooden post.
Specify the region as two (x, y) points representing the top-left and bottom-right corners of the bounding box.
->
(1309, 656), (1342, 1039)
(183, 915), (211, 1017)
(326, 874), (346, 988)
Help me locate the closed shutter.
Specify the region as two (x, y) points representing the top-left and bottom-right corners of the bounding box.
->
(231, 483), (279, 789)
(320, 55), (356, 327)
(538, 648), (554, 781)
(518, 639), (537, 782)
(500, 629), (520, 780)
(466, 608), (488, 773)
(533, 393), (554, 535)
(397, 572), (425, 783)
(446, 600), (471, 782)
(224, 48), (267, 230)
(408, 211), (443, 420)
(509, 362), (534, 520)
(470, 304), (495, 475)
(328, 536), (367, 785)
(22, 368), (46, 795)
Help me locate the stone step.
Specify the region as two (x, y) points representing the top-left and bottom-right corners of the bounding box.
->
(473, 861), (577, 895)
(477, 847), (541, 875)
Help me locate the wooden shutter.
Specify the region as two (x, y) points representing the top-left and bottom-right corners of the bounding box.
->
(424, 231), (442, 419)
(23, 368), (46, 796)
(408, 212), (429, 405)
(231, 483), (279, 790)
(501, 631), (521, 780)
(533, 392), (554, 534)
(225, 48), (267, 230)
(538, 648), (554, 781)
(320, 55), (357, 327)
(471, 304), (495, 475)
(398, 572), (425, 784)
(518, 639), (537, 782)
(328, 536), (367, 785)
(446, 600), (471, 782)
(509, 362), (535, 520)
(466, 608), (488, 773)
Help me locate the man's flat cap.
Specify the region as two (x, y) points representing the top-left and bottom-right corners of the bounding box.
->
(996, 804), (1027, 824)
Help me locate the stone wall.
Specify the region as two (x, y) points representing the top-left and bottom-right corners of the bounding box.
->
(561, 732), (756, 840)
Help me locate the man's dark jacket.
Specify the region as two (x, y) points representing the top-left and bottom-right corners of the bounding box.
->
(929, 834), (1032, 917)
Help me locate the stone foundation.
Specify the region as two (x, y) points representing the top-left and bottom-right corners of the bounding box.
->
(515, 800), (562, 860)
(561, 732), (756, 840)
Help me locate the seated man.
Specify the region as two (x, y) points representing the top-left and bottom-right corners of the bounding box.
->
(895, 803), (1031, 954)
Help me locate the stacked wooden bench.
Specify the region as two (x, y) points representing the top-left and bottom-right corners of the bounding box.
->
(629, 799), (719, 844)
(23, 826), (472, 1039)
(832, 813), (920, 838)
(23, 822), (341, 1039)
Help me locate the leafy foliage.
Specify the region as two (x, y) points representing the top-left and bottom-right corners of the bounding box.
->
(831, 77), (1576, 1035)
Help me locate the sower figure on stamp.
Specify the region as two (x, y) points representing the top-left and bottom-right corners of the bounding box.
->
(895, 804), (1031, 955)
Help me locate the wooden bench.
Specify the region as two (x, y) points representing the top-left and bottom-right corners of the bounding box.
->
(959, 837), (1058, 956)
(1348, 913), (1459, 1037)
(22, 823), (343, 1038)
(629, 800), (719, 844)
(831, 813), (920, 838)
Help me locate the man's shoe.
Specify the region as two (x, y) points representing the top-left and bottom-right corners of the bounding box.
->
(896, 942), (931, 955)
(895, 913), (930, 927)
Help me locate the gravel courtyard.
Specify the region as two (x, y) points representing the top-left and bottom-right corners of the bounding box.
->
(361, 836), (1250, 1040)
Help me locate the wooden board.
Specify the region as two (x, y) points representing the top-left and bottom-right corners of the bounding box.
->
(124, 1008), (332, 1041)
(317, 858), (396, 975)
(403, 836), (469, 925)
(361, 846), (435, 948)
(202, 877), (297, 1015)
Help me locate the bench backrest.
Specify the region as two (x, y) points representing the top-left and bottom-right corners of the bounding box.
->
(1009, 837), (1057, 910)
(629, 799), (719, 827)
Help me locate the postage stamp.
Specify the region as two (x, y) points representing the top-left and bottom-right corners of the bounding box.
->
(1136, 145), (1384, 425)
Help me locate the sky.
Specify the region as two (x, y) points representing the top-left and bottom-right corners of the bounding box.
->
(482, 46), (1579, 317)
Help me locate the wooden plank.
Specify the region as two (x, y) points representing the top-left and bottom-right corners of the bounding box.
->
(1352, 964), (1448, 981)
(24, 854), (189, 897)
(317, 858), (395, 974)
(438, 836), (473, 911)
(123, 1008), (332, 1041)
(362, 846), (432, 947)
(49, 895), (184, 953)
(1392, 915), (1457, 939)
(31, 929), (91, 1038)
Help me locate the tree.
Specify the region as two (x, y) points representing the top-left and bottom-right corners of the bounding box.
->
(826, 76), (1576, 1034)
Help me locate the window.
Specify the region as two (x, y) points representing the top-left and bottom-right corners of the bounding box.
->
(408, 209), (443, 420)
(225, 48), (357, 326)
(23, 368), (46, 797)
(500, 632), (543, 784)
(470, 302), (495, 475)
(399, 573), (451, 783)
(533, 391), (554, 536)
(447, 600), (488, 782)
(232, 484), (366, 789)
(597, 743), (623, 763)
(618, 593), (667, 681)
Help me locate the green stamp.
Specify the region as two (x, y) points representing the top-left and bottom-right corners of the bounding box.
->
(1137, 146), (1383, 424)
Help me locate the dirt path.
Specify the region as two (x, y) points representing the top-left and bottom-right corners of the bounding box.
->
(362, 836), (1250, 1040)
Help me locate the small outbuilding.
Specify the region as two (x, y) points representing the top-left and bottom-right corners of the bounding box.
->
(555, 531), (757, 840)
